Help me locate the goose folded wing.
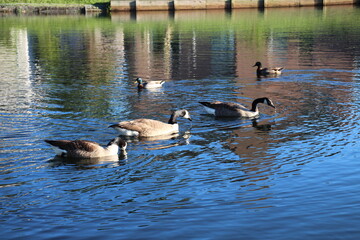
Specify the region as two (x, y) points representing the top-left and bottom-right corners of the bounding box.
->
(220, 102), (248, 111)
(117, 119), (156, 132)
(45, 140), (100, 152)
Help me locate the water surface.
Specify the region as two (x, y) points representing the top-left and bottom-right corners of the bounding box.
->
(1, 5), (360, 239)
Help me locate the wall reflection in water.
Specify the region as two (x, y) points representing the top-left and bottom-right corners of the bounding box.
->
(1, 6), (359, 116)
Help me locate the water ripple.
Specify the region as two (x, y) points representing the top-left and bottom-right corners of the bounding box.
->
(2, 8), (360, 239)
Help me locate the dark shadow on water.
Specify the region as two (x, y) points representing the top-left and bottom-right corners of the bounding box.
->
(252, 119), (272, 132)
(168, 9), (175, 19)
(224, 7), (232, 18)
(47, 153), (127, 169)
(256, 6), (265, 17)
(130, 10), (137, 20)
(117, 131), (192, 150)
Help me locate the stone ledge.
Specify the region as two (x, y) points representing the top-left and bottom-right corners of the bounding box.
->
(111, 0), (358, 11)
(0, 3), (108, 14)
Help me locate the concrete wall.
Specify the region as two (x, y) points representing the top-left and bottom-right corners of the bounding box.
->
(175, 0), (207, 9)
(112, 0), (136, 11)
(111, 0), (356, 11)
(232, 0), (259, 8)
(299, 0), (321, 6)
(265, 0), (300, 7)
(323, 0), (354, 5)
(136, 0), (173, 10)
(207, 0), (231, 9)
(175, 0), (230, 9)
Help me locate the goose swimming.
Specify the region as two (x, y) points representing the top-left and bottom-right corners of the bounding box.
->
(199, 97), (275, 118)
(44, 137), (127, 158)
(109, 109), (192, 137)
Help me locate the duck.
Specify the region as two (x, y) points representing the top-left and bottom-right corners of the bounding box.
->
(109, 109), (192, 137)
(199, 97), (275, 118)
(253, 62), (284, 77)
(44, 137), (127, 158)
(136, 77), (165, 89)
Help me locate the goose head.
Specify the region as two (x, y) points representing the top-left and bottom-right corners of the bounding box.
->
(107, 137), (127, 151)
(168, 109), (192, 124)
(259, 97), (276, 108)
(253, 62), (262, 68)
(249, 97), (276, 114)
(178, 109), (192, 121)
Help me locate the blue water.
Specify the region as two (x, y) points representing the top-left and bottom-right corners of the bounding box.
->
(1, 5), (360, 239)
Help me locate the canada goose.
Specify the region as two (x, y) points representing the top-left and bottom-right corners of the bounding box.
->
(253, 62), (284, 77)
(136, 77), (165, 89)
(109, 109), (192, 137)
(44, 137), (127, 158)
(199, 97), (275, 118)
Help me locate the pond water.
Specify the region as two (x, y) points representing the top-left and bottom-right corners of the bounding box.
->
(1, 5), (360, 239)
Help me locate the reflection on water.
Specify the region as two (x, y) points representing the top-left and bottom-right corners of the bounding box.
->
(135, 131), (192, 150)
(0, 28), (33, 112)
(1, 5), (360, 240)
(47, 153), (128, 169)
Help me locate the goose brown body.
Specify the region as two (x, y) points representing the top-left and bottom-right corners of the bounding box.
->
(109, 109), (192, 137)
(199, 97), (275, 118)
(44, 138), (127, 158)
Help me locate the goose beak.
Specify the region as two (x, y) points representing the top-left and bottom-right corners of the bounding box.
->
(188, 118), (192, 121)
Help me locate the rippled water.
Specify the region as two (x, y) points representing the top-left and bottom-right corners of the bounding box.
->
(1, 5), (360, 239)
